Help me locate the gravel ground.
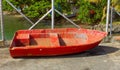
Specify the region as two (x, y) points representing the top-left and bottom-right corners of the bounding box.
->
(0, 42), (120, 70)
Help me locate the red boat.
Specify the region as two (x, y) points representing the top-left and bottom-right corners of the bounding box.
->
(10, 28), (107, 57)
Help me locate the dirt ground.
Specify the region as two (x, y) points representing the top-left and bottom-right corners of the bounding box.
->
(0, 42), (120, 70)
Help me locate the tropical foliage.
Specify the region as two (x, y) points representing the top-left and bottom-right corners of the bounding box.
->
(76, 0), (107, 24)
(3, 0), (71, 19)
(3, 0), (119, 24)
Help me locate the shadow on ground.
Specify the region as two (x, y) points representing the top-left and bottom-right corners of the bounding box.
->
(14, 45), (119, 59)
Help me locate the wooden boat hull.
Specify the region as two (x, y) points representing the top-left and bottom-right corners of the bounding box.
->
(9, 28), (107, 57)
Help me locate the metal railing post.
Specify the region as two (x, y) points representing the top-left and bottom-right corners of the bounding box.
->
(51, 0), (54, 29)
(106, 0), (111, 33)
(0, 0), (5, 41)
(110, 7), (113, 36)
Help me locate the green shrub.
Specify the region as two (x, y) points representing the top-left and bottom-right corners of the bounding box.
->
(3, 0), (107, 24)
(3, 0), (71, 20)
(76, 0), (107, 24)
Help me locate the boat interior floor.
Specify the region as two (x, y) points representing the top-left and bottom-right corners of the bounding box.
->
(14, 33), (88, 47)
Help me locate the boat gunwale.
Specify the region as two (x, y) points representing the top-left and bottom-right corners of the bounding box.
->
(10, 28), (107, 49)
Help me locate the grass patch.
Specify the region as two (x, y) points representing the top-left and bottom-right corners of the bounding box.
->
(2, 15), (76, 40)
(3, 15), (31, 40)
